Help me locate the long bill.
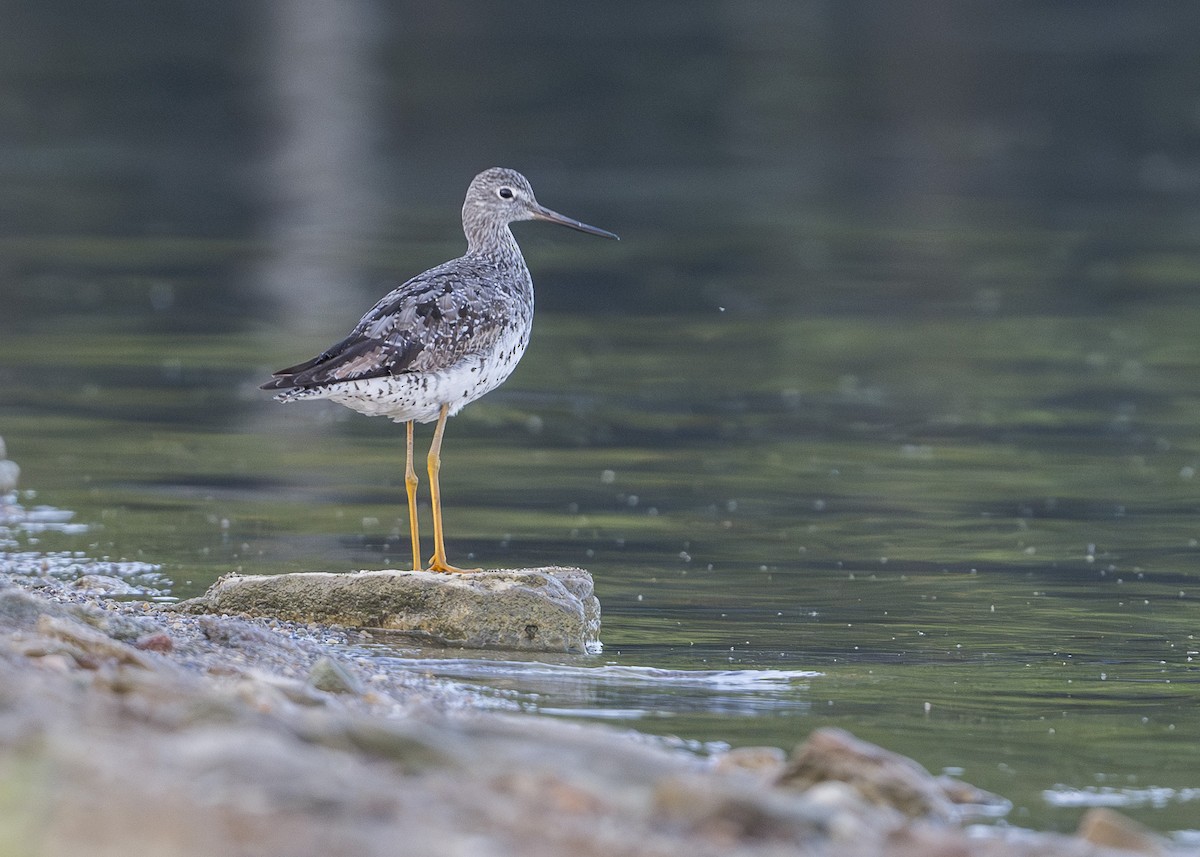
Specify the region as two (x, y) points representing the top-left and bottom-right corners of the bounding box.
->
(532, 205), (620, 240)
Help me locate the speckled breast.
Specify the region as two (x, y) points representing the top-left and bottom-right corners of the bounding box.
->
(325, 316), (532, 424)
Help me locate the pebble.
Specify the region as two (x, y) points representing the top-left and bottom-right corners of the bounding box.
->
(134, 631), (174, 653)
(711, 745), (787, 779)
(1078, 807), (1169, 855)
(308, 655), (364, 695)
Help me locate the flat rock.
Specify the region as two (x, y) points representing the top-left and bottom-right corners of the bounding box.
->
(177, 567), (601, 654)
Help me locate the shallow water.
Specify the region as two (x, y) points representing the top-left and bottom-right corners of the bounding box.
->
(4, 1), (1200, 840)
(6, 300), (1200, 835)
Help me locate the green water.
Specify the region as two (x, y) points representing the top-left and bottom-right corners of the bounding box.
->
(5, 1), (1200, 840)
(6, 289), (1200, 834)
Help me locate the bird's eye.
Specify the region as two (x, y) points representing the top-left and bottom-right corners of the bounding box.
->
(497, 187), (514, 199)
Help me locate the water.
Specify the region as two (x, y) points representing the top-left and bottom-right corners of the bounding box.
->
(4, 1), (1200, 840)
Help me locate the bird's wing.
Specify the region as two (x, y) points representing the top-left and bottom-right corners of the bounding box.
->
(262, 263), (514, 390)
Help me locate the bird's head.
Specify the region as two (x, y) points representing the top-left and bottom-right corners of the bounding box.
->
(462, 167), (618, 251)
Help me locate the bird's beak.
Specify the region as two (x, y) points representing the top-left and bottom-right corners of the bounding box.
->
(531, 205), (620, 240)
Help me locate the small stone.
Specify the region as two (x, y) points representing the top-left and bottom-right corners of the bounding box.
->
(31, 653), (74, 673)
(0, 588), (71, 630)
(35, 615), (157, 670)
(934, 774), (1009, 818)
(653, 773), (832, 845)
(197, 615), (300, 652)
(134, 631), (174, 653)
(308, 656), (364, 695)
(260, 677), (328, 708)
(496, 771), (607, 816)
(70, 574), (139, 596)
(1077, 807), (1168, 855)
(300, 718), (454, 772)
(77, 609), (159, 642)
(882, 824), (976, 857)
(804, 780), (894, 842)
(711, 746), (787, 779)
(777, 727), (958, 822)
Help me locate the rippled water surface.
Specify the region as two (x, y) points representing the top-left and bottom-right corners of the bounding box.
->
(7, 302), (1200, 835)
(4, 1), (1200, 840)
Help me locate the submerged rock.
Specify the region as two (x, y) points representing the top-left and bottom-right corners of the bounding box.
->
(178, 567), (601, 654)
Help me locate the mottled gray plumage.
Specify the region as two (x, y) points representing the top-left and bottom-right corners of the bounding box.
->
(262, 168), (616, 423)
(262, 167), (616, 573)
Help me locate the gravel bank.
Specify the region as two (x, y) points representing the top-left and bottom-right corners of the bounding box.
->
(0, 569), (1182, 857)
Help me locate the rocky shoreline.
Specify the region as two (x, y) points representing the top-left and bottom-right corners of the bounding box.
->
(0, 567), (1183, 857)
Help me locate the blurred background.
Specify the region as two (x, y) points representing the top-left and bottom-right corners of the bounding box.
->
(3, 1), (1200, 838)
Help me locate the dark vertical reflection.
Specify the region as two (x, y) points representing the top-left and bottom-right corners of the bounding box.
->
(254, 0), (386, 331)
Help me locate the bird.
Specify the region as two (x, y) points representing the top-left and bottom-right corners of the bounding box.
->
(262, 168), (618, 573)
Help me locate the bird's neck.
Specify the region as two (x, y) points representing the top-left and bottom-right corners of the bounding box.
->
(465, 221), (525, 265)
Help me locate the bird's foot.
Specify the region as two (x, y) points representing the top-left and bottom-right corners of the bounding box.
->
(425, 556), (482, 574)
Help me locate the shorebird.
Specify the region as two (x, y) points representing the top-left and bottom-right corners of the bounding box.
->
(262, 168), (617, 573)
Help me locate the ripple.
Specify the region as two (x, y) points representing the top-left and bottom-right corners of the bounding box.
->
(1043, 784), (1200, 809)
(1, 497), (172, 598)
(367, 653), (820, 719)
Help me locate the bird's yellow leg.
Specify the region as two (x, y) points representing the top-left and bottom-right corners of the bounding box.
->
(426, 404), (480, 573)
(404, 420), (421, 572)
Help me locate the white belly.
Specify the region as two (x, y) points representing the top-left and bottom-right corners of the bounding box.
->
(286, 334), (530, 424)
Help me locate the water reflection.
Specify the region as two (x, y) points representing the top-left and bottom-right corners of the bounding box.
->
(256, 0), (387, 329)
(367, 650), (820, 719)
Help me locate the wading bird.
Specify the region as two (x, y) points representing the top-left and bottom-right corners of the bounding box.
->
(263, 168), (617, 572)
